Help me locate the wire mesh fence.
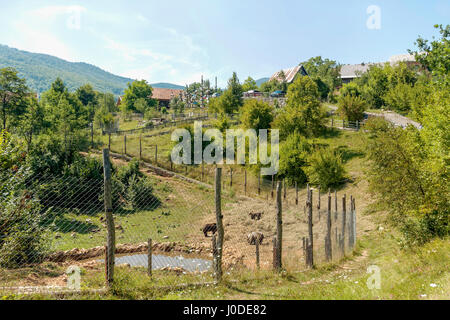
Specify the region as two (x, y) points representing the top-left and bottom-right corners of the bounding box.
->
(0, 152), (357, 295)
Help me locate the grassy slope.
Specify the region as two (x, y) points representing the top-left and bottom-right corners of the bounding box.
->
(2, 120), (448, 300)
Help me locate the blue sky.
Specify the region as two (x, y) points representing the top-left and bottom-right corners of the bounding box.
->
(0, 0), (448, 87)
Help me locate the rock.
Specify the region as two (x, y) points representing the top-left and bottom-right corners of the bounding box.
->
(163, 236), (169, 239)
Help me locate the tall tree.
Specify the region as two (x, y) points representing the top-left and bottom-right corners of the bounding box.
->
(120, 80), (156, 114)
(302, 57), (341, 100)
(76, 84), (98, 123)
(0, 67), (28, 130)
(242, 76), (258, 92)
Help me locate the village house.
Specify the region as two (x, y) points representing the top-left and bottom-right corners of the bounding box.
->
(116, 87), (185, 109)
(269, 65), (308, 83)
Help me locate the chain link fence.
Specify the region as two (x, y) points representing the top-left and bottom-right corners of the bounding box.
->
(0, 153), (357, 295)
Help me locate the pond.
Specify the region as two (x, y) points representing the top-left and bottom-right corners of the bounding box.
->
(98, 253), (212, 272)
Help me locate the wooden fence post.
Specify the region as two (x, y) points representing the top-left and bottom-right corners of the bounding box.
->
(201, 162), (204, 181)
(255, 240), (260, 270)
(108, 133), (111, 150)
(214, 168), (224, 282)
(230, 168), (233, 187)
(272, 236), (277, 270)
(283, 180), (286, 200)
(306, 185), (314, 268)
(295, 181), (298, 205)
(275, 181), (283, 271)
(349, 196), (353, 248)
(334, 190), (338, 221)
(147, 238), (152, 277)
(139, 135), (142, 159)
(212, 234), (218, 278)
(244, 169), (247, 195)
(271, 174), (274, 199)
(341, 194), (347, 256)
(155, 145), (158, 164)
(353, 198), (357, 249)
(124, 135), (127, 155)
(90, 123), (94, 148)
(325, 191), (332, 262)
(258, 174), (261, 195)
(102, 149), (115, 288)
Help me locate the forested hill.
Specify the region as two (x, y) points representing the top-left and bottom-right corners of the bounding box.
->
(0, 44), (184, 95)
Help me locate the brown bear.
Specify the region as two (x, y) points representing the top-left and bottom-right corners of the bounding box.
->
(201, 223), (217, 237)
(247, 232), (264, 245)
(249, 212), (263, 220)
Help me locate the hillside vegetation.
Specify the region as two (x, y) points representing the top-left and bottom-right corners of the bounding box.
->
(0, 45), (184, 95)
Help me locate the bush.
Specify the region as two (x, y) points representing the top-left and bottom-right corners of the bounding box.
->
(278, 132), (310, 184)
(0, 133), (49, 267)
(273, 76), (326, 138)
(337, 94), (367, 121)
(240, 99), (274, 132)
(113, 159), (159, 210)
(306, 148), (346, 189)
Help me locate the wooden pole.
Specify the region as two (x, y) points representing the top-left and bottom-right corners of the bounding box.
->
(230, 168), (233, 187)
(124, 135), (127, 155)
(214, 168), (224, 282)
(295, 181), (298, 205)
(155, 145), (158, 164)
(244, 169), (247, 195)
(258, 174), (261, 195)
(147, 238), (152, 277)
(271, 174), (274, 199)
(108, 133), (111, 150)
(341, 194), (347, 256)
(275, 181), (282, 271)
(255, 240), (260, 270)
(102, 149), (115, 288)
(90, 123), (94, 148)
(349, 196), (353, 248)
(139, 135), (142, 159)
(334, 190), (338, 221)
(307, 185), (314, 268)
(325, 191), (332, 262)
(272, 236), (278, 270)
(353, 198), (357, 249)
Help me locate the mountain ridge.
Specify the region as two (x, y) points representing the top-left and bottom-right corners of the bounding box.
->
(0, 44), (184, 95)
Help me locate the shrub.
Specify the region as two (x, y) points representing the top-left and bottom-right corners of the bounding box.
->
(273, 76), (326, 138)
(337, 94), (367, 121)
(305, 148), (346, 189)
(240, 99), (274, 132)
(278, 132), (310, 184)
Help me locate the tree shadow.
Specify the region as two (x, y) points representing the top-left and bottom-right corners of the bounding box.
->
(334, 146), (365, 163)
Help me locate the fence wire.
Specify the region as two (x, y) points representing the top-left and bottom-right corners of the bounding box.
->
(0, 162), (357, 294)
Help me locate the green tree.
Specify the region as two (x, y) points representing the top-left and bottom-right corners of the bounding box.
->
(18, 95), (44, 151)
(240, 99), (274, 132)
(306, 148), (347, 189)
(228, 72), (243, 109)
(337, 94), (367, 121)
(242, 76), (258, 92)
(120, 80), (156, 114)
(0, 67), (28, 130)
(76, 84), (98, 123)
(278, 132), (311, 184)
(273, 76), (325, 138)
(410, 24), (450, 84)
(302, 56), (342, 101)
(169, 96), (185, 115)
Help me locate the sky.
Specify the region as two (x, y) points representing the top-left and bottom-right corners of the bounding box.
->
(0, 0), (448, 87)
